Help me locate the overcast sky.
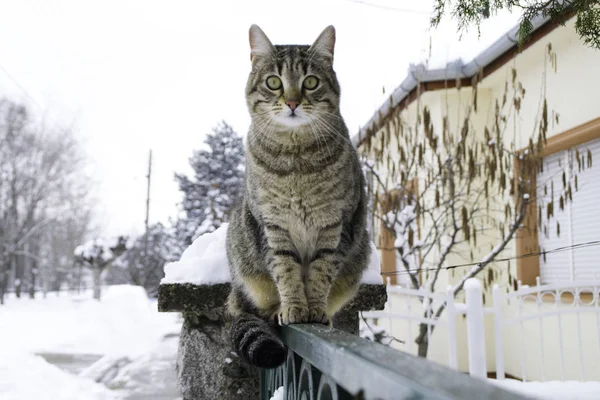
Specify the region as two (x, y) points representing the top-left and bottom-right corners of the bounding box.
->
(0, 0), (519, 238)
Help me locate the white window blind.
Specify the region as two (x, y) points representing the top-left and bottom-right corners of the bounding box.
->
(537, 137), (600, 283)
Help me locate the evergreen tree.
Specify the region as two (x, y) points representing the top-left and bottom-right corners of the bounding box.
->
(430, 0), (600, 50)
(173, 121), (245, 250)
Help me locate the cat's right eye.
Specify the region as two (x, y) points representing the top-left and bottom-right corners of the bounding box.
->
(266, 76), (282, 90)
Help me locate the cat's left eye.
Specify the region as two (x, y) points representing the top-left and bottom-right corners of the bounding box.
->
(303, 76), (319, 90)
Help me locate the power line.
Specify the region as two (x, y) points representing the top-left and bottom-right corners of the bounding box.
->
(346, 0), (431, 14)
(0, 64), (47, 113)
(0, 62), (65, 132)
(381, 240), (600, 276)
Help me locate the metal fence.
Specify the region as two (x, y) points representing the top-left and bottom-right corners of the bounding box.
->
(259, 324), (528, 400)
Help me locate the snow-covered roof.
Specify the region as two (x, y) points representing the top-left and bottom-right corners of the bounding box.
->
(352, 12), (554, 147)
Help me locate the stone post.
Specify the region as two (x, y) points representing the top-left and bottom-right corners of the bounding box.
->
(158, 282), (386, 400)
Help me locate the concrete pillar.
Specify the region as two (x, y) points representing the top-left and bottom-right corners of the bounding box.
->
(158, 283), (387, 400)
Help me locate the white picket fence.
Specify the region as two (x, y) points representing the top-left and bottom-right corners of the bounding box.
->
(361, 277), (600, 381)
(360, 283), (460, 369)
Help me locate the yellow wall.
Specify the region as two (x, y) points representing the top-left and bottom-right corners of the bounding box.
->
(361, 18), (600, 381)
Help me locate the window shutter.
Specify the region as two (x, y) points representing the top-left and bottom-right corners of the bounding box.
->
(537, 137), (600, 283)
(537, 150), (573, 283)
(570, 138), (600, 280)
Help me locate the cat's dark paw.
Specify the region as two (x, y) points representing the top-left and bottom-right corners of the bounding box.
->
(278, 304), (309, 325)
(308, 306), (329, 325)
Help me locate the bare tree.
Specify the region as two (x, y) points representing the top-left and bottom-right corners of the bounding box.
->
(361, 48), (578, 357)
(38, 203), (95, 297)
(0, 98), (94, 303)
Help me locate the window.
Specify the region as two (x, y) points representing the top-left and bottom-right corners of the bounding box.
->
(378, 179), (420, 287)
(537, 137), (600, 283)
(517, 118), (600, 285)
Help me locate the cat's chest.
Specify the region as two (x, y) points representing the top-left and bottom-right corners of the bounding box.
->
(252, 169), (346, 226)
(285, 211), (319, 262)
(254, 175), (347, 260)
(273, 179), (338, 222)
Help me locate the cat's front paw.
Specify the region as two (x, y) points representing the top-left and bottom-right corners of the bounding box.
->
(278, 304), (309, 325)
(308, 305), (329, 325)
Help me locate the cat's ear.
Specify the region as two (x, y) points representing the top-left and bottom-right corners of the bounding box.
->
(249, 24), (274, 62)
(310, 25), (336, 63)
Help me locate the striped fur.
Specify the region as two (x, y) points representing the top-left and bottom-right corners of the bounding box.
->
(230, 314), (286, 369)
(226, 25), (370, 368)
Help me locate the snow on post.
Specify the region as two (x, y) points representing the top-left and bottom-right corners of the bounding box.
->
(161, 224), (231, 285)
(161, 224), (383, 285)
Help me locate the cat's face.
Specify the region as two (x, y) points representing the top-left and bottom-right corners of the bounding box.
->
(246, 25), (340, 129)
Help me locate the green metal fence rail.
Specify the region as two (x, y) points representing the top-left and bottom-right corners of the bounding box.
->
(260, 324), (531, 400)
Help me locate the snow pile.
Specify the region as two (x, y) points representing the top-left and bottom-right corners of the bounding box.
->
(162, 224), (383, 285)
(79, 355), (132, 385)
(0, 285), (182, 399)
(0, 352), (120, 400)
(489, 379), (600, 400)
(92, 336), (180, 396)
(0, 285), (178, 357)
(162, 223), (231, 285)
(361, 241), (383, 284)
(270, 386), (284, 400)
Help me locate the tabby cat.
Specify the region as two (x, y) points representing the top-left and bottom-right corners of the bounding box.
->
(226, 24), (370, 368)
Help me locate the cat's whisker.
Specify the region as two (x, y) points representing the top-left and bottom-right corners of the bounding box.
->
(308, 118), (331, 159)
(313, 110), (348, 125)
(310, 115), (349, 148)
(314, 114), (353, 146)
(308, 116), (340, 148)
(311, 117), (344, 158)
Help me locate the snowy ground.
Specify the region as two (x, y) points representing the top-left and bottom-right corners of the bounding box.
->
(0, 285), (182, 400)
(3, 287), (600, 400)
(489, 379), (600, 400)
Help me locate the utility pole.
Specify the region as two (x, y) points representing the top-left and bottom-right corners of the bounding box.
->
(143, 150), (152, 270)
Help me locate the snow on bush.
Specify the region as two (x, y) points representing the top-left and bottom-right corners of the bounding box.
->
(161, 224), (383, 285)
(359, 319), (389, 343)
(74, 236), (128, 263)
(0, 352), (120, 400)
(74, 238), (115, 262)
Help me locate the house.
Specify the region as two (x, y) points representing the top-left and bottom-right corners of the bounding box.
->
(356, 11), (600, 382)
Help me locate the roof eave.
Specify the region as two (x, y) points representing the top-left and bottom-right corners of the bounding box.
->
(352, 13), (552, 148)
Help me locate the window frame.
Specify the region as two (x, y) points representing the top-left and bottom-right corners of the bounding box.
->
(378, 178), (420, 286)
(516, 117), (600, 285)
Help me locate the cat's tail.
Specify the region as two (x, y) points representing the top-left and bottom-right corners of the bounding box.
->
(230, 314), (287, 368)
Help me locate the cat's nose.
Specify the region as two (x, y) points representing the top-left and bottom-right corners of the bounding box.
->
(286, 100), (299, 111)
